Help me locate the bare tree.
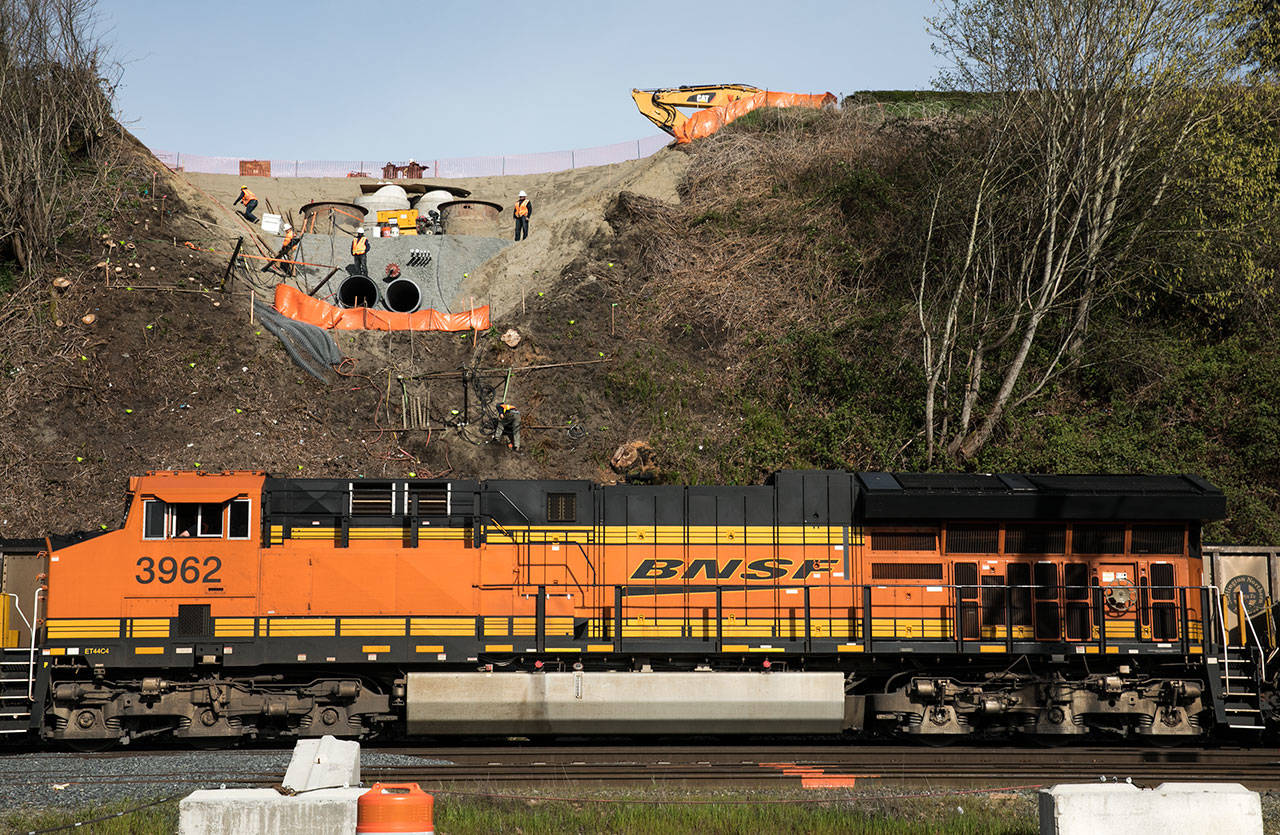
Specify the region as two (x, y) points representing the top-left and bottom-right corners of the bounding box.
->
(918, 0), (1245, 463)
(0, 0), (119, 272)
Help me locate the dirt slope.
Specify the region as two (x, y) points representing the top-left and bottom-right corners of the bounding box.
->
(0, 139), (690, 538)
(184, 152), (688, 315)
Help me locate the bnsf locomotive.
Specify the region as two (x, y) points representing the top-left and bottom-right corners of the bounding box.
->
(0, 468), (1272, 746)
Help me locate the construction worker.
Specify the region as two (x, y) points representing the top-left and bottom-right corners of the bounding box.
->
(233, 185), (258, 223)
(498, 402), (521, 451)
(262, 223), (300, 276)
(512, 190), (532, 241)
(351, 227), (370, 276)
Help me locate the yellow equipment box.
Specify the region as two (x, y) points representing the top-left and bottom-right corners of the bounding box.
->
(376, 209), (419, 229)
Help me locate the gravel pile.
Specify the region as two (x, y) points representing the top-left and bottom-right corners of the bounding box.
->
(0, 748), (453, 810)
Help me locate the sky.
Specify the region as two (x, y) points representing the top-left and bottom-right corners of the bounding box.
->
(99, 1), (941, 162)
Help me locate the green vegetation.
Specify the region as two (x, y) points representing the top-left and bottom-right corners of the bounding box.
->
(606, 12), (1280, 543)
(0, 789), (1036, 835)
(0, 796), (180, 834)
(435, 789), (1034, 834)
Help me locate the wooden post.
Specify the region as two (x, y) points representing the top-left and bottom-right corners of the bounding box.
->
(308, 267), (341, 299)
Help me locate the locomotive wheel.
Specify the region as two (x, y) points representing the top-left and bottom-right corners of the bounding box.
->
(64, 737), (117, 753)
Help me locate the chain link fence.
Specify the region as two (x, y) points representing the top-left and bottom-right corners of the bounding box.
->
(152, 135), (671, 179)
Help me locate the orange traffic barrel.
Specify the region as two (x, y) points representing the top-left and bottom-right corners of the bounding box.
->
(356, 783), (434, 835)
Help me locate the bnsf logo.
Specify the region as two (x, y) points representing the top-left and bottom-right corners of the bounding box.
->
(630, 558), (839, 581)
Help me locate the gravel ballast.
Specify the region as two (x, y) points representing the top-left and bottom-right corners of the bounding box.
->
(0, 748), (452, 810)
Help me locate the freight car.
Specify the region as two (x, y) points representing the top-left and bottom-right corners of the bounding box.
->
(0, 468), (1271, 747)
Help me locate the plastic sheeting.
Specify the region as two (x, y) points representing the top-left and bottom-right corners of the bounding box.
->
(673, 91), (837, 144)
(273, 284), (489, 332)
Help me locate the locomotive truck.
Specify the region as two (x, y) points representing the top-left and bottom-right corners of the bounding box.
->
(0, 468), (1273, 747)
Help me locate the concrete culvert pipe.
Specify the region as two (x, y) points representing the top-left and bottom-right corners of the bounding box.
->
(385, 278), (421, 313)
(338, 274), (379, 309)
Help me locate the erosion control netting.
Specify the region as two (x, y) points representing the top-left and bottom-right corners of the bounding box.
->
(253, 300), (343, 382)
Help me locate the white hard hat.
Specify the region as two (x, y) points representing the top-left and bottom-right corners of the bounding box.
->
(283, 223), (291, 230)
(356, 227), (365, 234)
(518, 190), (527, 197)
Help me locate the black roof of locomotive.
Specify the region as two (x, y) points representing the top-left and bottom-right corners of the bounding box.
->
(853, 472), (1225, 522)
(260, 471), (1225, 526)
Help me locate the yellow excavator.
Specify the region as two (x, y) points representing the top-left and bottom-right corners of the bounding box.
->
(631, 84), (762, 137)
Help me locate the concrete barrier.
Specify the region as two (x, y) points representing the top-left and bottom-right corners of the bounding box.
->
(1039, 782), (1262, 835)
(179, 787), (365, 835)
(283, 735), (361, 792)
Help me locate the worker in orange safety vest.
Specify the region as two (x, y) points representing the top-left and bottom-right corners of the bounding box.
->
(232, 185), (259, 222)
(512, 190), (532, 241)
(262, 223), (301, 276)
(498, 402), (522, 450)
(351, 227), (371, 276)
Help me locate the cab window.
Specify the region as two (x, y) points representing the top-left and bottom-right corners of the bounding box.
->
(143, 500), (166, 540)
(171, 502), (222, 538)
(228, 498), (251, 539)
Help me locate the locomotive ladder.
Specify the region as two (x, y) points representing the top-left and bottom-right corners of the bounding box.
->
(1208, 647), (1266, 732)
(0, 648), (33, 735)
(1208, 590), (1267, 732)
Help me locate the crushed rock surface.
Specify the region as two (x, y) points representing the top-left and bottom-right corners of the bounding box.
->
(0, 748), (451, 810)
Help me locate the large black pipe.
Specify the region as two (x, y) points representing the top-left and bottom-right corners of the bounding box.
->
(384, 278), (422, 313)
(337, 274), (378, 309)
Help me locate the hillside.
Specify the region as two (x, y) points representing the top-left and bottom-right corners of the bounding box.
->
(1, 105), (1278, 544)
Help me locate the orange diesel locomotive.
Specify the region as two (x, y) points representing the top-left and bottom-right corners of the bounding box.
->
(0, 468), (1264, 746)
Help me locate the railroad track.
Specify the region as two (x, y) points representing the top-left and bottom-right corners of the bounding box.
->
(3, 745), (1278, 790)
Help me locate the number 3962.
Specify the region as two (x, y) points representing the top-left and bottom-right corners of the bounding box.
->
(135, 556), (222, 584)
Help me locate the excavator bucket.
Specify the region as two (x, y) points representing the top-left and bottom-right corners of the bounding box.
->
(631, 84), (762, 135)
(672, 90), (837, 144)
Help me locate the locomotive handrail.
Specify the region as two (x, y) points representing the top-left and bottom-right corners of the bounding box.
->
(524, 579), (1211, 654)
(1, 592), (33, 702)
(1214, 590), (1232, 686)
(1241, 589), (1267, 682)
(27, 586), (43, 702)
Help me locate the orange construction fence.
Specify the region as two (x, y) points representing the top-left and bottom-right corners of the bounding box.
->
(673, 90), (837, 144)
(273, 284), (490, 332)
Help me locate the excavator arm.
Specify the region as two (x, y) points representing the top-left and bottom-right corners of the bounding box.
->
(631, 84), (762, 136)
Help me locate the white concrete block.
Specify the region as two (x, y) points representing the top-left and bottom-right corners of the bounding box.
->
(179, 787), (365, 835)
(282, 735), (361, 792)
(1039, 781), (1262, 835)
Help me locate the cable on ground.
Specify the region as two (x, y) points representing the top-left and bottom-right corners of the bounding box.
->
(22, 792), (184, 834)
